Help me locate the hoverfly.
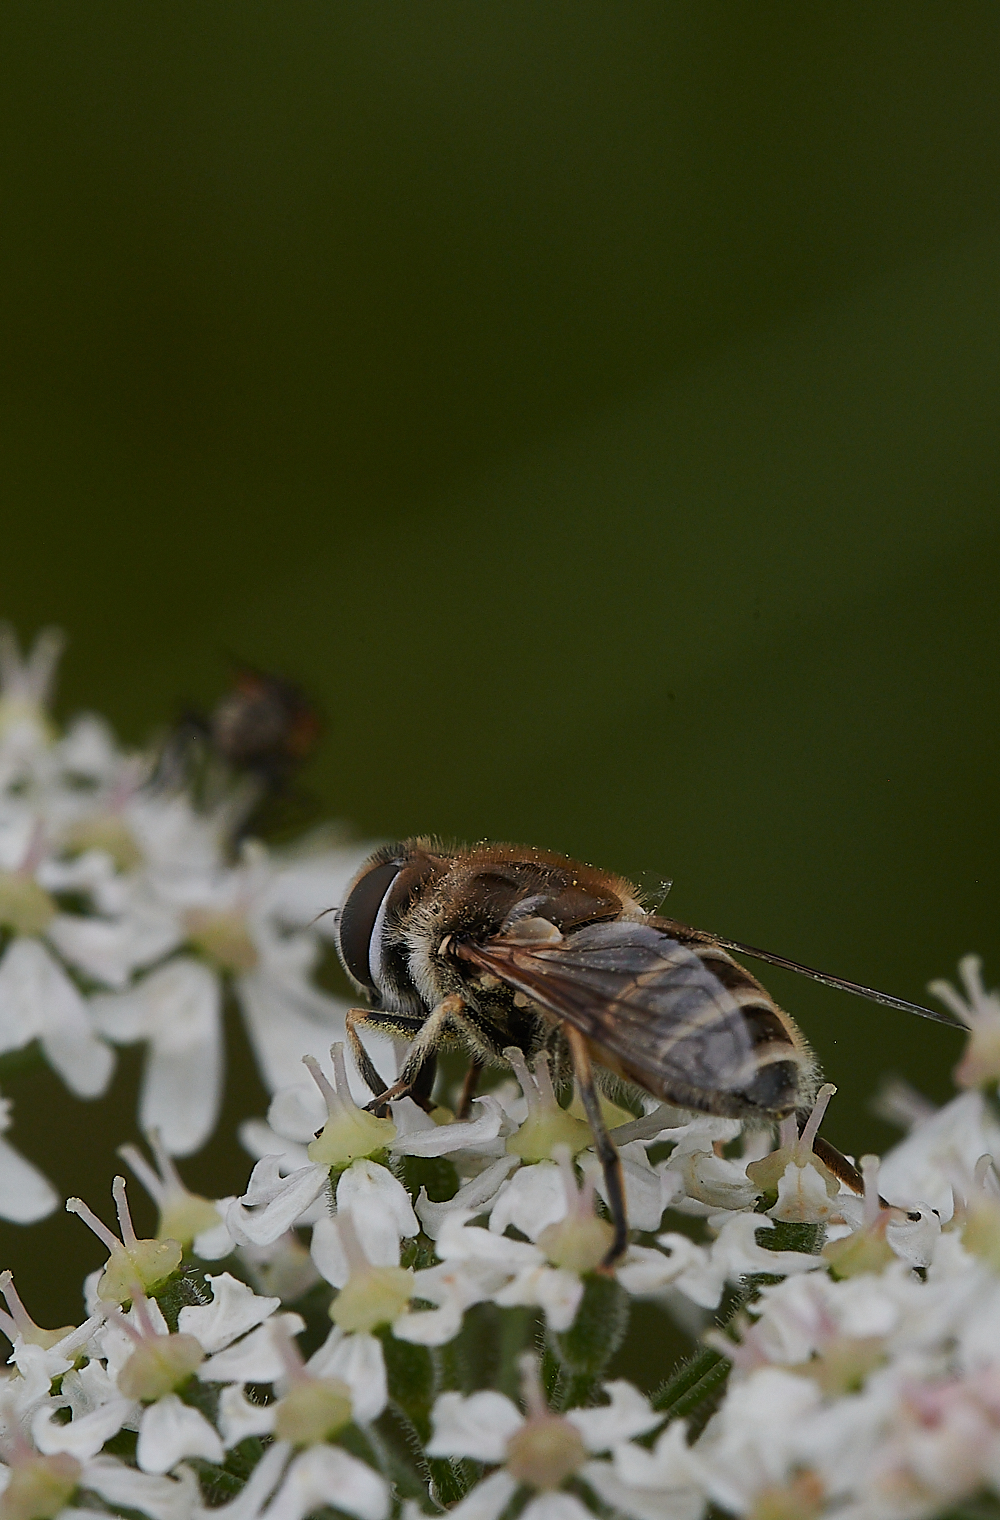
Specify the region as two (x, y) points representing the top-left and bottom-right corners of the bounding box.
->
(334, 839), (963, 1262)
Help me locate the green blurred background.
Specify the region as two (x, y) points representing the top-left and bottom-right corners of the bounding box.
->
(1, 4), (999, 1330)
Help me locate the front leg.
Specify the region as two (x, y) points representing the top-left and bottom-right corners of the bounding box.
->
(345, 1007), (391, 1100)
(367, 992), (471, 1107)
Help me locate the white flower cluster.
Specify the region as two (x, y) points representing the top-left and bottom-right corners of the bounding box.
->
(0, 627), (385, 1218)
(5, 987), (1000, 1520)
(3, 623), (1000, 1520)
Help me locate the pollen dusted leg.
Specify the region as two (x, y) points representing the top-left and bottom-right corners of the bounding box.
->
(366, 992), (473, 1109)
(563, 1023), (628, 1267)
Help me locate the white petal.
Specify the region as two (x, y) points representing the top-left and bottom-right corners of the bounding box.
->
(236, 966), (350, 1096)
(611, 1419), (703, 1491)
(768, 1161), (839, 1224)
(489, 1162), (566, 1241)
(567, 1382), (661, 1451)
(494, 1265), (584, 1332)
(337, 1160), (419, 1240)
(139, 960), (223, 1155)
(521, 1495), (596, 1520)
(82, 1455), (201, 1520)
(878, 1089), (1000, 1220)
(310, 1215), (350, 1288)
(392, 1301), (466, 1346)
(435, 1212), (543, 1269)
(0, 938), (114, 1096)
(217, 1384), (276, 1447)
(267, 1083), (327, 1144)
(445, 1471), (519, 1520)
(583, 1459), (703, 1520)
(263, 1445), (388, 1520)
(426, 1389), (523, 1462)
(49, 909), (181, 989)
(194, 1214), (238, 1261)
(199, 1313), (305, 1384)
(227, 1158), (330, 1246)
(307, 1327), (387, 1424)
(136, 1393), (224, 1474)
(417, 1155), (519, 1239)
(709, 1213), (826, 1284)
(239, 1120), (312, 1173)
(591, 1143), (667, 1233)
(390, 1095), (506, 1157)
(263, 849), (368, 936)
(178, 1273), (281, 1354)
(32, 1398), (135, 1459)
(0, 1133), (59, 1222)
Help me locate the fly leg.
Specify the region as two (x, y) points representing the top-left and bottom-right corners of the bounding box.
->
(563, 1023), (628, 1267)
(457, 1057), (484, 1120)
(366, 993), (468, 1109)
(345, 1007), (391, 1103)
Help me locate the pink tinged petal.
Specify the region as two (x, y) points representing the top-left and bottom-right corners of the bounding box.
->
(306, 1328), (387, 1424)
(390, 1095), (506, 1157)
(521, 1495), (597, 1520)
(218, 1385), (276, 1447)
(567, 1382), (661, 1451)
(0, 938), (113, 1097)
(32, 1398), (135, 1459)
(177, 1272), (280, 1354)
(82, 1455), (201, 1520)
(0, 1132), (59, 1222)
(262, 1446), (389, 1520)
(427, 1389), (524, 1462)
(199, 1313), (305, 1384)
(136, 1393), (224, 1474)
(445, 1470), (519, 1520)
(227, 1159), (330, 1247)
(489, 1162), (566, 1241)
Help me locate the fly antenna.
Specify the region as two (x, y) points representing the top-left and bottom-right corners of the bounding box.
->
(713, 935), (968, 1030)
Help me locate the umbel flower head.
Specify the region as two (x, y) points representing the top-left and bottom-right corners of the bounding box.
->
(0, 624), (393, 1163)
(6, 623), (1000, 1520)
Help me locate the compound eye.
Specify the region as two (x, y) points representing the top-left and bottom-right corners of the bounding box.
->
(336, 859), (403, 992)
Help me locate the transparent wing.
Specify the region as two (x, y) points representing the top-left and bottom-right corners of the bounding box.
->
(458, 919), (762, 1097)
